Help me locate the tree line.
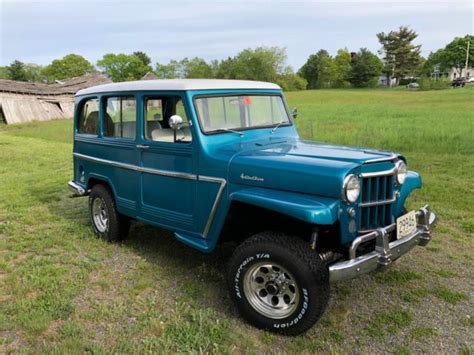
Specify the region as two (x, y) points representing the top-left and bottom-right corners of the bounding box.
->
(1, 27), (472, 90)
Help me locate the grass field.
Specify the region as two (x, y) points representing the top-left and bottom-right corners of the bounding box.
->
(1, 88), (473, 353)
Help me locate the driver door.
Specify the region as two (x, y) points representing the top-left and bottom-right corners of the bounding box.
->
(138, 94), (196, 232)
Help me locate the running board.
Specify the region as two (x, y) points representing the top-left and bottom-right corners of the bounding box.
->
(174, 233), (214, 253)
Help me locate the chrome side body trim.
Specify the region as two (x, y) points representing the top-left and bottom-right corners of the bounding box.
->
(329, 205), (436, 282)
(73, 153), (198, 180)
(199, 175), (227, 237)
(72, 152), (226, 237)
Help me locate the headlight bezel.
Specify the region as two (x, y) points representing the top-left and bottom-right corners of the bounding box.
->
(342, 174), (361, 204)
(395, 160), (407, 185)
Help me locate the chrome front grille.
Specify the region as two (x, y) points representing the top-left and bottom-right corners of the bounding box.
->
(359, 172), (395, 231)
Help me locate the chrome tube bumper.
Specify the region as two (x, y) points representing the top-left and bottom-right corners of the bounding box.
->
(329, 205), (436, 282)
(68, 180), (88, 197)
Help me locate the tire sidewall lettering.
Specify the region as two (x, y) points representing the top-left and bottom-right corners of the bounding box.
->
(272, 288), (309, 329)
(234, 253), (270, 299)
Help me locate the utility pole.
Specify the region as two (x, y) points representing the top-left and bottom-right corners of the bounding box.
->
(465, 40), (470, 78)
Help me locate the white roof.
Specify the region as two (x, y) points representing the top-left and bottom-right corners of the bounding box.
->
(76, 79), (280, 96)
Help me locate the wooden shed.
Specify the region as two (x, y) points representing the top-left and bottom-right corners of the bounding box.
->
(0, 73), (111, 124)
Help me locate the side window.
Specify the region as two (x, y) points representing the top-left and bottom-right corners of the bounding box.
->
(104, 97), (136, 139)
(78, 98), (99, 135)
(144, 96), (192, 143)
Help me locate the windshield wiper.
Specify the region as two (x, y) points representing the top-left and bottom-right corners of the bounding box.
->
(271, 120), (286, 134)
(209, 128), (244, 137)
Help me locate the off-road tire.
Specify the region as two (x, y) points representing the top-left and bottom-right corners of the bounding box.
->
(227, 232), (330, 335)
(89, 184), (130, 242)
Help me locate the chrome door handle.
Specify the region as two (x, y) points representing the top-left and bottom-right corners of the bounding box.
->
(136, 144), (149, 149)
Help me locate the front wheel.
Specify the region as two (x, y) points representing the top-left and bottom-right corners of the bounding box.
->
(227, 232), (330, 335)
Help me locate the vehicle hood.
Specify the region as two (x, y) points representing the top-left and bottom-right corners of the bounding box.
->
(228, 139), (397, 198)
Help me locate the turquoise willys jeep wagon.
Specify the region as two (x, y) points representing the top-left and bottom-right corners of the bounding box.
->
(69, 79), (436, 335)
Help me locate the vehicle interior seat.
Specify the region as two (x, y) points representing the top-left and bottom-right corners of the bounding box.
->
(103, 112), (115, 136)
(83, 111), (99, 134)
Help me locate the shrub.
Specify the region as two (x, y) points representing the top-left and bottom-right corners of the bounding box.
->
(418, 76), (452, 90)
(276, 73), (308, 91)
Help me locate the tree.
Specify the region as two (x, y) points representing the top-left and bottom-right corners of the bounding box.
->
(133, 51), (152, 67)
(42, 54), (95, 81)
(155, 57), (213, 79)
(422, 35), (473, 78)
(0, 67), (8, 79)
(439, 35), (473, 77)
(97, 53), (152, 82)
(230, 46), (288, 82)
(297, 50), (334, 89)
(348, 48), (383, 87)
(224, 47), (304, 90)
(155, 60), (180, 79)
(332, 49), (352, 88)
(156, 47), (304, 90)
(377, 26), (422, 85)
(7, 60), (28, 81)
(184, 57), (214, 78)
(24, 64), (46, 82)
(215, 57), (237, 79)
(276, 67), (307, 91)
(422, 50), (446, 76)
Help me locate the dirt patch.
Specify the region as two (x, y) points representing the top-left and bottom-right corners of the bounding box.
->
(0, 331), (27, 353)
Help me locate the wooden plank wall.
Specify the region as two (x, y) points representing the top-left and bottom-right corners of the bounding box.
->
(0, 93), (74, 124)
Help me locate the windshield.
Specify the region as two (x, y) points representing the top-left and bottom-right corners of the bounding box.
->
(194, 95), (290, 133)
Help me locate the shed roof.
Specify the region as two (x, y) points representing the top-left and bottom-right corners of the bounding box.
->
(0, 73), (111, 95)
(76, 79), (281, 96)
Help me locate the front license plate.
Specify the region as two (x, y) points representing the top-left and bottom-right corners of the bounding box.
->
(397, 210), (417, 239)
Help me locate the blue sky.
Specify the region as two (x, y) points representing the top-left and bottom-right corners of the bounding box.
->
(0, 0), (473, 70)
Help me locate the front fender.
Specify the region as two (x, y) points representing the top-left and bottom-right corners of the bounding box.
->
(394, 171), (422, 216)
(229, 187), (339, 225)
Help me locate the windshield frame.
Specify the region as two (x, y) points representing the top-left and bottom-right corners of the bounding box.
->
(192, 92), (293, 135)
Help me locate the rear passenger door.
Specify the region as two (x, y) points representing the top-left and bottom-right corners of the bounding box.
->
(100, 95), (140, 216)
(137, 95), (196, 233)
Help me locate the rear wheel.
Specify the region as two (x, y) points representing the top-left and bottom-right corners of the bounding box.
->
(89, 184), (130, 242)
(227, 232), (329, 335)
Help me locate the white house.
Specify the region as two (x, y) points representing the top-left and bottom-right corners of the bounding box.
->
(431, 65), (473, 80)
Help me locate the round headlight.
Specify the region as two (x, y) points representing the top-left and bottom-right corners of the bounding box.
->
(396, 160), (407, 184)
(343, 174), (360, 203)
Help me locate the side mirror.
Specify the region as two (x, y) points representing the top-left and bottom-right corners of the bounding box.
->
(169, 115), (183, 130)
(291, 107), (298, 119)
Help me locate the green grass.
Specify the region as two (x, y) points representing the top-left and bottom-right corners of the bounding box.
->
(432, 286), (469, 305)
(366, 309), (413, 338)
(1, 87), (473, 353)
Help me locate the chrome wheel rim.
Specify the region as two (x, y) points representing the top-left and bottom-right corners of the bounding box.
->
(92, 197), (108, 233)
(243, 261), (300, 319)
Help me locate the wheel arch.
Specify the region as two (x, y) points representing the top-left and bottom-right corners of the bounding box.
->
(219, 193), (341, 250)
(86, 174), (117, 198)
(228, 188), (340, 226)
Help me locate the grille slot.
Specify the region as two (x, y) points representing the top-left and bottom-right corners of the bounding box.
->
(359, 174), (395, 231)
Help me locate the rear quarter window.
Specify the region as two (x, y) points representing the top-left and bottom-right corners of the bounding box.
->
(77, 98), (99, 135)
